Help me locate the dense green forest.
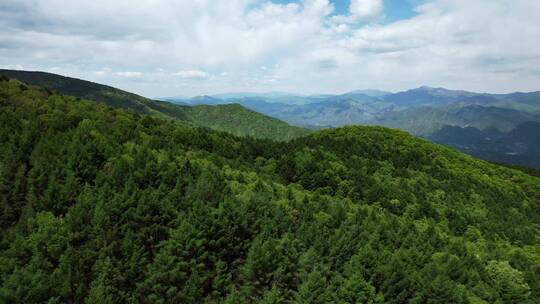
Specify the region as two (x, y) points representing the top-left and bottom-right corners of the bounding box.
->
(1, 77), (540, 303)
(0, 70), (310, 141)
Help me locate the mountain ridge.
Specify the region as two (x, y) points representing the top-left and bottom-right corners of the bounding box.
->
(0, 69), (309, 141)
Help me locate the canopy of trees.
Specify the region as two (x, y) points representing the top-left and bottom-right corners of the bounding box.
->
(1, 78), (539, 303)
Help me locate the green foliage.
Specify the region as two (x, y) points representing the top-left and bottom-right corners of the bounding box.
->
(1, 79), (540, 303)
(184, 103), (310, 140)
(486, 260), (531, 303)
(0, 69), (310, 141)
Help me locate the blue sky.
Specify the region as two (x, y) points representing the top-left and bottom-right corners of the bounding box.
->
(273, 0), (420, 22)
(1, 0), (539, 97)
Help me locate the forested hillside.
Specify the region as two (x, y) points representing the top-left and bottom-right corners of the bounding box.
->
(0, 70), (309, 141)
(1, 77), (540, 303)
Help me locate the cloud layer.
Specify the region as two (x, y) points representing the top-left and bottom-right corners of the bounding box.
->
(1, 0), (539, 96)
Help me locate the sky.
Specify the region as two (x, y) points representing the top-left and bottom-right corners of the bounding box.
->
(1, 0), (540, 97)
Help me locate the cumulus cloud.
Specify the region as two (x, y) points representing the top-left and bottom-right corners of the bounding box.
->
(0, 0), (539, 96)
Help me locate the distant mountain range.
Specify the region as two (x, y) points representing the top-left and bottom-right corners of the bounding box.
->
(167, 86), (540, 133)
(165, 86), (540, 168)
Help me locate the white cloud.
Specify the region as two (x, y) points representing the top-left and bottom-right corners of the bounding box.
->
(172, 70), (209, 79)
(115, 71), (143, 78)
(0, 64), (24, 70)
(349, 0), (383, 20)
(0, 0), (539, 96)
(331, 0), (382, 24)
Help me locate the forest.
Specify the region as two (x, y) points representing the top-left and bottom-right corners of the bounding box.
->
(1, 77), (540, 303)
(0, 69), (311, 141)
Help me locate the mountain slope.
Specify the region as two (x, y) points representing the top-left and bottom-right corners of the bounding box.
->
(0, 69), (309, 140)
(0, 69), (156, 113)
(430, 122), (540, 168)
(179, 93), (395, 128)
(182, 103), (310, 140)
(374, 105), (540, 135)
(381, 86), (480, 107)
(343, 89), (392, 97)
(380, 86), (540, 110)
(1, 78), (540, 303)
